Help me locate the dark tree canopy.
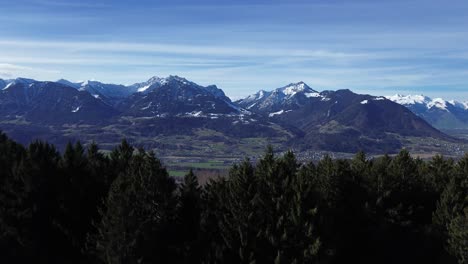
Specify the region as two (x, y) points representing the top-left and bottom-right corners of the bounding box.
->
(0, 132), (466, 264)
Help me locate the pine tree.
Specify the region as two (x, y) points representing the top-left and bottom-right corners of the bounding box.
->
(199, 176), (230, 263)
(109, 139), (134, 184)
(93, 149), (177, 264)
(433, 156), (468, 233)
(432, 155), (468, 264)
(177, 169), (202, 263)
(0, 132), (27, 262)
(222, 159), (258, 263)
(428, 155), (454, 193)
(2, 141), (69, 263)
(447, 208), (468, 264)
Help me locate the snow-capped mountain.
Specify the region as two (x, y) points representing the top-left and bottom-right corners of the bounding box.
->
(385, 94), (468, 111)
(128, 75), (234, 101)
(0, 80), (118, 124)
(1, 78), (36, 90)
(0, 76), (460, 153)
(236, 82), (321, 112)
(57, 79), (138, 105)
(120, 75), (248, 117)
(78, 80), (137, 104)
(239, 85), (449, 152)
(3, 76), (250, 120)
(387, 94), (468, 129)
(0, 76), (289, 149)
(127, 76), (167, 93)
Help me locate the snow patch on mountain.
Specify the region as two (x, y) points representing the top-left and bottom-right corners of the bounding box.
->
(305, 92), (321, 98)
(281, 82), (308, 96)
(386, 94), (468, 111)
(188, 111), (203, 117)
(269, 110), (284, 117)
(427, 98), (448, 111)
(71, 106), (81, 113)
(237, 82), (320, 112)
(131, 76), (167, 93)
(2, 78), (36, 90)
(242, 90), (271, 104)
(3, 82), (14, 90)
(386, 94), (430, 105)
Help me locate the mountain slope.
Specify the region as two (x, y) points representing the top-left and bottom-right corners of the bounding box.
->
(56, 79), (81, 89)
(0, 76), (294, 151)
(127, 76), (167, 93)
(0, 79), (118, 124)
(0, 79), (6, 90)
(236, 82), (320, 113)
(387, 94), (468, 129)
(240, 85), (453, 153)
(0, 77), (461, 155)
(78, 80), (137, 105)
(120, 76), (246, 117)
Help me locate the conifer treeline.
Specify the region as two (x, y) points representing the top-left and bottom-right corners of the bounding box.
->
(0, 132), (466, 264)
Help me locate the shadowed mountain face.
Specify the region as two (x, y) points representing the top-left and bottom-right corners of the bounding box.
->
(0, 79), (6, 90)
(119, 76), (244, 117)
(240, 85), (452, 153)
(0, 77), (458, 153)
(57, 79), (138, 106)
(0, 80), (119, 124)
(0, 77), (292, 151)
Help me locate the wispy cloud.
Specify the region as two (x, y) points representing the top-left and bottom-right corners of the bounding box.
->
(0, 63), (60, 80)
(32, 0), (110, 8)
(0, 39), (375, 59)
(1, 0), (468, 99)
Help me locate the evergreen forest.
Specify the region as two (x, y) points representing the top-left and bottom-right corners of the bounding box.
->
(0, 132), (466, 264)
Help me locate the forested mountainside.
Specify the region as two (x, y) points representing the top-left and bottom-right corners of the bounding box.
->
(0, 133), (466, 264)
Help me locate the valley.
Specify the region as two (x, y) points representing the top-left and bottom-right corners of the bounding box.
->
(1, 75), (467, 175)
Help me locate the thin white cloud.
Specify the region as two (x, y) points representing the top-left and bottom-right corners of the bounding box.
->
(32, 0), (110, 8)
(0, 39), (375, 59)
(0, 63), (60, 80)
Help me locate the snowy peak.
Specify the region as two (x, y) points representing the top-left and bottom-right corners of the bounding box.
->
(130, 75), (230, 102)
(386, 94), (431, 106)
(242, 90), (271, 104)
(236, 82), (319, 112)
(448, 100), (468, 110)
(386, 93), (468, 129)
(120, 76), (246, 117)
(386, 94), (468, 111)
(3, 78), (36, 89)
(427, 98), (448, 111)
(165, 75), (192, 84)
(129, 76), (167, 93)
(129, 75), (201, 94)
(279, 81), (316, 97)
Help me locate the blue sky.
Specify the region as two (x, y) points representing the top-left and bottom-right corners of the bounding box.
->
(1, 0), (468, 100)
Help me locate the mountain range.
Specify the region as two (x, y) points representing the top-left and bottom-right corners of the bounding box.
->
(0, 76), (463, 155)
(386, 94), (468, 130)
(237, 85), (450, 152)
